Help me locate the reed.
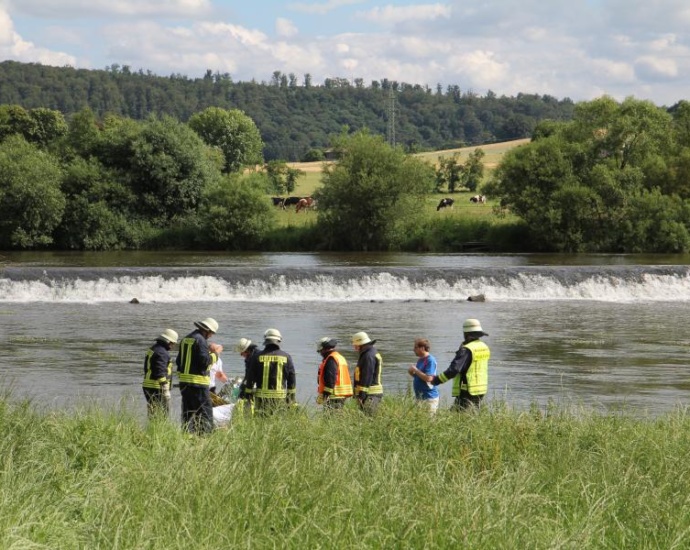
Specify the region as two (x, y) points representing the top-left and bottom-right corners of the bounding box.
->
(2, 396), (690, 548)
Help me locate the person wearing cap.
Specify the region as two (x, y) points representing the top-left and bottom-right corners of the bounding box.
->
(409, 318), (490, 411)
(142, 328), (178, 419)
(244, 328), (296, 415)
(176, 317), (220, 433)
(234, 337), (259, 414)
(352, 331), (383, 415)
(407, 338), (440, 414)
(316, 337), (353, 411)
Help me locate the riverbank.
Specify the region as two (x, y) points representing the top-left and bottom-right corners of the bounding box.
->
(3, 396), (689, 548)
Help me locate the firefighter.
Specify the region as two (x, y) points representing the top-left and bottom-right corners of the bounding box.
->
(351, 331), (383, 415)
(316, 337), (353, 411)
(244, 328), (296, 415)
(142, 328), (178, 419)
(176, 317), (220, 434)
(411, 318), (490, 411)
(233, 337), (259, 415)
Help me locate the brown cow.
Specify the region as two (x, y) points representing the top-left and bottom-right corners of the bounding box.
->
(295, 197), (315, 213)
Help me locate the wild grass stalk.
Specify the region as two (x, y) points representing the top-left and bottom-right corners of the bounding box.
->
(2, 397), (690, 548)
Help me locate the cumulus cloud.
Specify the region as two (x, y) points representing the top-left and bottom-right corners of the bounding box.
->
(357, 3), (452, 25)
(276, 18), (298, 38)
(0, 6), (76, 66)
(635, 56), (678, 81)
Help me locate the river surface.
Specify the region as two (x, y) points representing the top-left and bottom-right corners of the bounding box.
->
(2, 250), (690, 418)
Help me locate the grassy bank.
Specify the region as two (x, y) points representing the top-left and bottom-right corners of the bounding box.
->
(3, 396), (690, 548)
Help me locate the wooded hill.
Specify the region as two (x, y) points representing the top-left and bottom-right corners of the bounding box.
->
(0, 60), (577, 161)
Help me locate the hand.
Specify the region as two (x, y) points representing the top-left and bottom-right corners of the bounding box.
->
(209, 343), (223, 354)
(161, 382), (171, 399)
(408, 365), (417, 376)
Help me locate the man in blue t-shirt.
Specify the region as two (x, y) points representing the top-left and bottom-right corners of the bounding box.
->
(407, 338), (440, 414)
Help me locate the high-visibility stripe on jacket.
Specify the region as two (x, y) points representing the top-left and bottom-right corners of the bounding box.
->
(176, 331), (216, 387)
(143, 342), (172, 390)
(318, 351), (353, 398)
(453, 340), (490, 396)
(247, 347), (296, 400)
(354, 346), (383, 396)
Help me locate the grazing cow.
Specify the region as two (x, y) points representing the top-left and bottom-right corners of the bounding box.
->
(295, 196), (315, 213)
(271, 197), (286, 209)
(284, 196), (302, 207)
(436, 197), (455, 211)
(470, 195), (486, 204)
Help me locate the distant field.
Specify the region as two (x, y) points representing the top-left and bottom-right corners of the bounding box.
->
(285, 137), (529, 197)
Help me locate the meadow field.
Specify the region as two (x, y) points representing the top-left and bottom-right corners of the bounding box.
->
(275, 138), (527, 230)
(3, 396), (690, 548)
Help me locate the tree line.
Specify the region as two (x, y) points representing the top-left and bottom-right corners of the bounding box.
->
(2, 83), (690, 253)
(0, 60), (576, 161)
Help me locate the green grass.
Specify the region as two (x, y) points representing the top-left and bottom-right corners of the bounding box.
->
(4, 396), (690, 548)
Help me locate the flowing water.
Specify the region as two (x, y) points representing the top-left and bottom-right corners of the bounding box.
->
(2, 250), (690, 417)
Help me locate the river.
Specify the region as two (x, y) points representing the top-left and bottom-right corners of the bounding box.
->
(2, 250), (690, 417)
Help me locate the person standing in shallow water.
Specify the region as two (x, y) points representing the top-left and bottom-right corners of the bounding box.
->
(143, 328), (178, 419)
(407, 338), (440, 414)
(410, 319), (490, 411)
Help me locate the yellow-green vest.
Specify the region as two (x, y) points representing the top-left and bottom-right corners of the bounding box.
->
(453, 340), (490, 396)
(142, 349), (172, 390)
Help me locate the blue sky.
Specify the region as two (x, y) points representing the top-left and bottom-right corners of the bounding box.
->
(1, 0), (689, 105)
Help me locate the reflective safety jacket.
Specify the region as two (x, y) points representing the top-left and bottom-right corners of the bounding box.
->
(436, 339), (490, 397)
(354, 344), (383, 397)
(176, 329), (217, 388)
(245, 343), (296, 402)
(317, 351), (353, 398)
(143, 341), (172, 390)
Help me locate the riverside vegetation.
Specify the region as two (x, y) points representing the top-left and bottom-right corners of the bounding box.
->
(3, 395), (690, 548)
(3, 93), (690, 253)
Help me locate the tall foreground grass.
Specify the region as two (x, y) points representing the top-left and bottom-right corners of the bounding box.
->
(3, 397), (690, 549)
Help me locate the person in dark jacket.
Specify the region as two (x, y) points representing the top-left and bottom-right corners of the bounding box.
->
(234, 337), (259, 415)
(142, 328), (178, 419)
(176, 317), (220, 434)
(352, 331), (383, 415)
(244, 328), (296, 415)
(412, 318), (490, 411)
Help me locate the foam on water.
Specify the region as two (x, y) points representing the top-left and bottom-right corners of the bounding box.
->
(2, 269), (690, 303)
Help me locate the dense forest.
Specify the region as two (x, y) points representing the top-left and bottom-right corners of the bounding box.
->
(0, 60), (577, 161)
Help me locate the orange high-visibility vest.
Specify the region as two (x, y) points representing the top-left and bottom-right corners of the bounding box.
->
(318, 351), (353, 398)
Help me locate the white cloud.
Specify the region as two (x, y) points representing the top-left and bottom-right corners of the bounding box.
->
(0, 7), (76, 66)
(289, 0), (364, 16)
(276, 17), (298, 38)
(635, 56), (678, 80)
(357, 4), (452, 25)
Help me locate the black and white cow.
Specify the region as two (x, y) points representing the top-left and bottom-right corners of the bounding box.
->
(436, 197), (455, 211)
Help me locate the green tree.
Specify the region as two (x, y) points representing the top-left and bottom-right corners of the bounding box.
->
(462, 148), (485, 192)
(435, 154), (463, 193)
(315, 131), (435, 250)
(128, 116), (221, 224)
(490, 97), (685, 252)
(0, 135), (65, 248)
(188, 107), (264, 173)
(201, 176), (276, 249)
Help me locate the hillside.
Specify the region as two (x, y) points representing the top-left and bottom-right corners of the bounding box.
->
(0, 60), (573, 161)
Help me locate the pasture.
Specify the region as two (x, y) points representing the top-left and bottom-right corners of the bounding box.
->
(272, 138), (527, 229)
